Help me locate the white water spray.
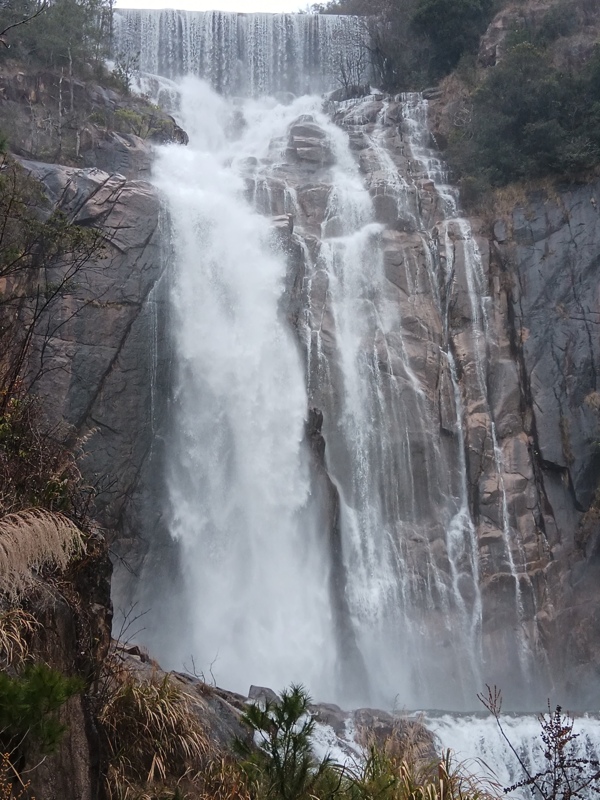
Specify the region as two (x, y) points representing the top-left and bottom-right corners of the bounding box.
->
(151, 80), (339, 697)
(429, 711), (600, 798)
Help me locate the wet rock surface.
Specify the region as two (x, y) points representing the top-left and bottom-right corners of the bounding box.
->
(245, 93), (600, 705)
(0, 67), (186, 179)
(498, 183), (600, 703)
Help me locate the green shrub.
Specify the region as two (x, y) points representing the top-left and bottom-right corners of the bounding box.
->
(448, 42), (600, 189)
(535, 1), (578, 46)
(114, 109), (144, 135)
(235, 684), (335, 800)
(0, 662), (83, 763)
(411, 0), (496, 78)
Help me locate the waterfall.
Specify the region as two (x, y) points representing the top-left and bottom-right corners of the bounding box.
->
(299, 100), (484, 708)
(128, 13), (552, 712)
(150, 81), (341, 697)
(113, 9), (368, 96)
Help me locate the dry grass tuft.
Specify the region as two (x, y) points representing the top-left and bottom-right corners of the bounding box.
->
(0, 609), (38, 667)
(100, 671), (211, 799)
(197, 757), (253, 800)
(585, 391), (600, 412)
(347, 744), (500, 800)
(355, 719), (436, 774)
(0, 508), (85, 599)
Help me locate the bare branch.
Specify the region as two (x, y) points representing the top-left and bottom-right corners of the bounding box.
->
(0, 2), (47, 47)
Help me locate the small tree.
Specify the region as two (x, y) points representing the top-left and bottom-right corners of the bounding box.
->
(236, 684), (335, 800)
(111, 48), (140, 94)
(0, 663), (84, 768)
(0, 156), (106, 410)
(335, 38), (369, 97)
(0, 156), (108, 524)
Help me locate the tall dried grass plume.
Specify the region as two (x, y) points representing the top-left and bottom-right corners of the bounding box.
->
(0, 609), (38, 666)
(0, 508), (85, 599)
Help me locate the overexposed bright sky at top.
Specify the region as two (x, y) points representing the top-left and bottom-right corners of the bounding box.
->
(115, 0), (304, 12)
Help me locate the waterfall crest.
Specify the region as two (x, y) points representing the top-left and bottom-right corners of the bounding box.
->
(113, 9), (367, 96)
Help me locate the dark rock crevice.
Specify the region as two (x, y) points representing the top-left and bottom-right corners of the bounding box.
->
(305, 407), (370, 703)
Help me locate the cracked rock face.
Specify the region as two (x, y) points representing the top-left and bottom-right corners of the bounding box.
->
(499, 183), (600, 704)
(21, 160), (168, 576)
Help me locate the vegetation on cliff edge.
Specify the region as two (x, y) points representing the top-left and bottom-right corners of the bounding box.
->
(309, 0), (502, 89)
(446, 25), (600, 200)
(313, 0), (600, 197)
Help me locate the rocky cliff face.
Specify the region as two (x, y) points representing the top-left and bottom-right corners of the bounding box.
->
(1, 65), (187, 179)
(22, 84), (600, 707)
(499, 182), (600, 704)
(22, 537), (113, 800)
(234, 93), (600, 705)
(19, 159), (171, 593)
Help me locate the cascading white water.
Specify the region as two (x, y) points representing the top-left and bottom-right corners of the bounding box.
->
(299, 101), (484, 709)
(151, 81), (341, 696)
(401, 93), (539, 695)
(113, 9), (368, 96)
(310, 710), (600, 796)
(143, 75), (487, 707)
(428, 712), (600, 797)
(124, 10), (580, 717)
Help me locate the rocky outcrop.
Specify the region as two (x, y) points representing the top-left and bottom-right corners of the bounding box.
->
(288, 117), (335, 167)
(0, 66), (186, 179)
(19, 159), (170, 588)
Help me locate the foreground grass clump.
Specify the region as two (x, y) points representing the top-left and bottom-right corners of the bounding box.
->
(235, 684), (497, 800)
(346, 748), (495, 800)
(95, 678), (499, 800)
(99, 669), (212, 799)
